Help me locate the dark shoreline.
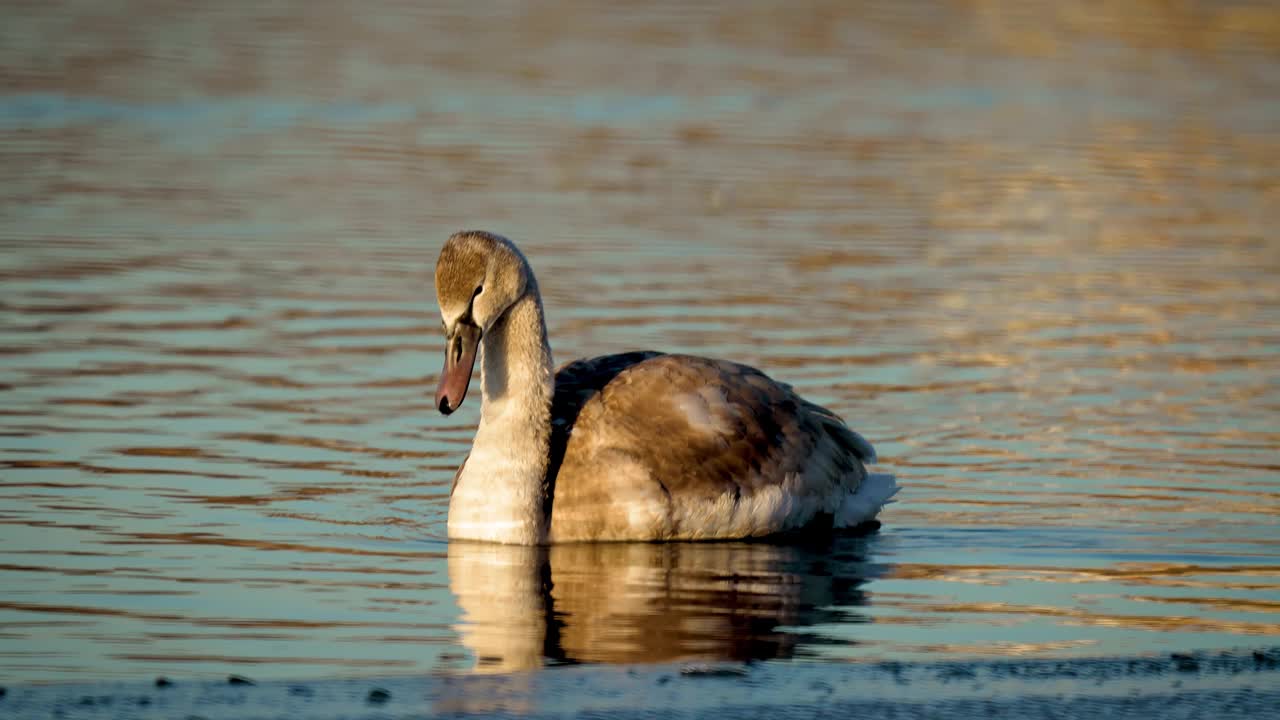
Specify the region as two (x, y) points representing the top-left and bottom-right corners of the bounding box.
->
(5, 647), (1278, 719)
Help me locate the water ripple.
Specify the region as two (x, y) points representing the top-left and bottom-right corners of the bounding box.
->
(1, 0), (1277, 683)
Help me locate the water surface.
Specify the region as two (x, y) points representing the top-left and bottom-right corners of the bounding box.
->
(1, 0), (1278, 682)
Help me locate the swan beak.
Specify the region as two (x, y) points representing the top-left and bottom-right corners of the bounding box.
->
(436, 322), (481, 415)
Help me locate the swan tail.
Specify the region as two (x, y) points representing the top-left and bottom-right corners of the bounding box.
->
(836, 472), (898, 527)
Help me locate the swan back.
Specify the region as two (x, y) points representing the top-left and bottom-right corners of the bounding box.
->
(544, 353), (886, 541)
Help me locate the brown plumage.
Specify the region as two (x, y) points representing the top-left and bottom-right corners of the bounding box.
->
(435, 231), (896, 544)
(545, 352), (874, 541)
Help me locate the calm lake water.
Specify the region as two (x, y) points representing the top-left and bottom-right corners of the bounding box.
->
(1, 0), (1278, 684)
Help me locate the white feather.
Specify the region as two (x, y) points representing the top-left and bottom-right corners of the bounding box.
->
(837, 472), (898, 527)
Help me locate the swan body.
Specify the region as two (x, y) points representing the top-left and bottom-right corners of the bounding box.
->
(435, 231), (897, 545)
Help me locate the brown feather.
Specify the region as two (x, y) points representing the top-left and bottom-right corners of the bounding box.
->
(544, 353), (870, 541)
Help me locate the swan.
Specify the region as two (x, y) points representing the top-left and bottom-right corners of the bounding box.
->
(434, 230), (897, 544)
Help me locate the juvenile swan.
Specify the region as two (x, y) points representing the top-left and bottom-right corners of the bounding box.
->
(435, 231), (897, 544)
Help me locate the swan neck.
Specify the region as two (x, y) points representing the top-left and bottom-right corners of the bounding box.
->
(480, 289), (553, 424)
(448, 286), (554, 544)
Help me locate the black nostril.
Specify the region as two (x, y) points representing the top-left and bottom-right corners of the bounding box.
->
(438, 397), (454, 415)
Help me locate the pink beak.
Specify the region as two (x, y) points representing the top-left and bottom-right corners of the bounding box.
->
(435, 323), (481, 415)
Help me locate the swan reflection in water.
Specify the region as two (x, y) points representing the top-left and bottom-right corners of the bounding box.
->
(447, 535), (883, 673)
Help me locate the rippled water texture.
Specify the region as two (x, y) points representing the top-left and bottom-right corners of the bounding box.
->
(1, 0), (1278, 683)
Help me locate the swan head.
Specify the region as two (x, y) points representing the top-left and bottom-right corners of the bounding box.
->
(433, 231), (531, 414)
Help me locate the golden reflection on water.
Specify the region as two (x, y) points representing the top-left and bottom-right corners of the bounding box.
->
(450, 539), (878, 671)
(1, 0), (1278, 682)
